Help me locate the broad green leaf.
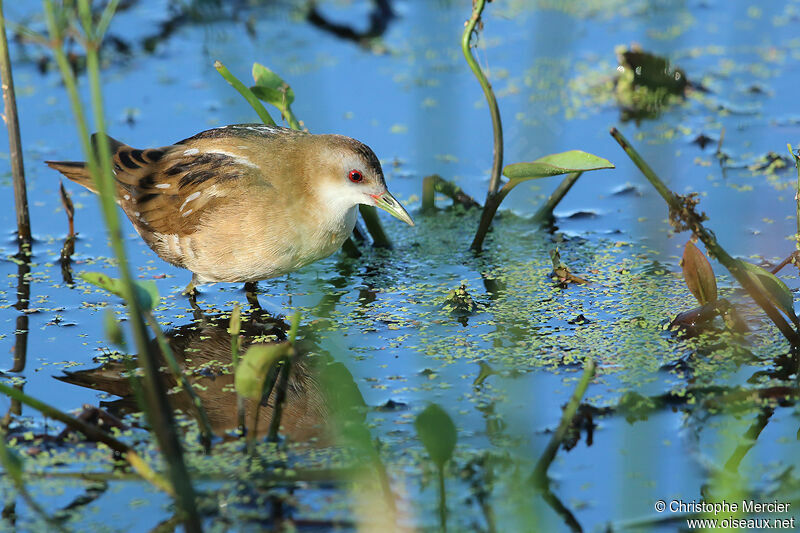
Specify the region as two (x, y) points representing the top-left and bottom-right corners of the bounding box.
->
(251, 63), (295, 107)
(80, 272), (160, 311)
(737, 260), (797, 322)
(234, 343), (290, 400)
(414, 403), (457, 469)
(681, 241), (717, 305)
(503, 151), (614, 182)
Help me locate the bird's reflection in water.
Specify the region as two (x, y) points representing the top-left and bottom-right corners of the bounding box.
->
(58, 309), (357, 445)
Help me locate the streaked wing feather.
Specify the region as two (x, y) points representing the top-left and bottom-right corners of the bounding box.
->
(111, 143), (256, 236)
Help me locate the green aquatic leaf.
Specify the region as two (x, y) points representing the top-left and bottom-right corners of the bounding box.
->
(414, 403), (457, 469)
(503, 151), (614, 182)
(251, 63), (295, 108)
(681, 241), (717, 305)
(79, 272), (160, 311)
(234, 343), (290, 400)
(737, 260), (797, 322)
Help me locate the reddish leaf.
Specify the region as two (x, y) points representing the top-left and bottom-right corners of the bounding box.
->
(681, 241), (717, 305)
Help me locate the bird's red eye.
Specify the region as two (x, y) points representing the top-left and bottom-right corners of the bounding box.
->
(348, 169), (364, 183)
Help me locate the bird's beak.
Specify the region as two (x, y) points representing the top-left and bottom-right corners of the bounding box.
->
(370, 191), (415, 226)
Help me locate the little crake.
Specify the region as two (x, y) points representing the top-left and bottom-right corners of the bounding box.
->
(47, 124), (414, 289)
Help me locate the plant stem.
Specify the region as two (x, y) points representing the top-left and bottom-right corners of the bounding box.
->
(531, 357), (595, 484)
(0, 0), (31, 245)
(341, 237), (362, 258)
(461, 0), (502, 198)
(790, 144), (800, 252)
(281, 103), (301, 131)
(421, 174), (480, 213)
(531, 172), (583, 225)
(359, 205), (391, 247)
(146, 311), (214, 452)
(229, 305), (246, 435)
(471, 195), (502, 252)
(463, 0), (505, 253)
(267, 312), (300, 442)
(438, 466), (447, 532)
(421, 174), (437, 213)
(0, 381), (128, 453)
(611, 127), (800, 345)
(0, 433), (68, 533)
(215, 60), (276, 126)
(45, 2), (202, 528)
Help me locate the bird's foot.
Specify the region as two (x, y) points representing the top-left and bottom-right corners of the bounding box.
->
(182, 278), (198, 297)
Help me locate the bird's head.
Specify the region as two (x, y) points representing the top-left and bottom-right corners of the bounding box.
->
(312, 135), (414, 227)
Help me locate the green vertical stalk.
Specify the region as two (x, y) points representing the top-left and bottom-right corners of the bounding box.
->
(146, 311), (214, 452)
(421, 175), (437, 213)
(359, 205), (392, 247)
(463, 0), (505, 252)
(44, 1), (202, 528)
(214, 60), (275, 126)
(267, 312), (300, 442)
(462, 0), (502, 198)
(531, 357), (596, 484)
(438, 467), (447, 532)
(0, 0), (31, 244)
(790, 144), (800, 252)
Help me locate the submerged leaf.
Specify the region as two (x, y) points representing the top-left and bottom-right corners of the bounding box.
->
(681, 241), (717, 305)
(80, 272), (160, 311)
(414, 404), (457, 469)
(234, 343), (290, 400)
(737, 261), (797, 323)
(251, 63), (295, 108)
(503, 151), (614, 182)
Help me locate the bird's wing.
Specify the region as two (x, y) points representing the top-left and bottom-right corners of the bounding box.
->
(107, 136), (264, 236)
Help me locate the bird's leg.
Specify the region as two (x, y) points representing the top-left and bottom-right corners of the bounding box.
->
(243, 283), (288, 336)
(244, 281), (262, 309)
(188, 292), (205, 319)
(182, 275), (198, 297)
(182, 275), (205, 317)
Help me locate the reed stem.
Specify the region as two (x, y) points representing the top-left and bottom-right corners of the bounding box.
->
(44, 1), (202, 528)
(532, 357), (595, 484)
(531, 172), (583, 225)
(0, 0), (31, 245)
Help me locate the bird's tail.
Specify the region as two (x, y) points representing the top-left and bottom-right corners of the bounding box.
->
(45, 133), (126, 194)
(45, 160), (96, 193)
